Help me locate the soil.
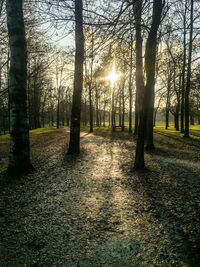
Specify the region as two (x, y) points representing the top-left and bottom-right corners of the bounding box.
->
(0, 127), (200, 266)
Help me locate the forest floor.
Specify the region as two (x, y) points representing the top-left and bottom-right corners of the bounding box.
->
(0, 126), (200, 266)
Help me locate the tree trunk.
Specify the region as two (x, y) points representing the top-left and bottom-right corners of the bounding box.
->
(67, 0), (84, 154)
(6, 0), (34, 174)
(122, 79), (125, 131)
(181, 4), (187, 133)
(146, 90), (155, 149)
(103, 98), (106, 127)
(176, 102), (180, 131)
(89, 82), (93, 132)
(134, 0), (163, 170)
(133, 0), (144, 136)
(129, 34), (133, 133)
(56, 87), (60, 128)
(184, 0), (194, 138)
(190, 115), (194, 125)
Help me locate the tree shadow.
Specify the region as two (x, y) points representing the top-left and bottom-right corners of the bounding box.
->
(123, 157), (200, 266)
(155, 130), (200, 149)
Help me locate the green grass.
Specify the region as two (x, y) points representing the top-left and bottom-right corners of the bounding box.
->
(30, 127), (60, 135)
(153, 124), (200, 154)
(0, 134), (10, 140)
(80, 124), (200, 154)
(154, 124), (200, 138)
(0, 127), (60, 140)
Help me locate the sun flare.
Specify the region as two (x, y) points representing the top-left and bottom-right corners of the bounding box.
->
(107, 64), (121, 87)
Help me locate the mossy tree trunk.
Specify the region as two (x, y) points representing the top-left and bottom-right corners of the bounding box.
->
(67, 0), (84, 154)
(6, 0), (34, 174)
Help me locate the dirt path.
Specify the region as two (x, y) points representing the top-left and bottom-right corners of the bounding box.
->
(1, 128), (200, 266)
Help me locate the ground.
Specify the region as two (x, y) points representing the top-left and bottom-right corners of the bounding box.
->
(0, 126), (200, 266)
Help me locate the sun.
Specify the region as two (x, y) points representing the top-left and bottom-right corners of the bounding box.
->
(107, 64), (121, 87)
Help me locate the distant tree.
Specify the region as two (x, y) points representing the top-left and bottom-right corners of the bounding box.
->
(67, 0), (84, 154)
(6, 0), (34, 174)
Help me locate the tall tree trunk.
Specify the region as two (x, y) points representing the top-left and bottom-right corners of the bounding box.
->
(129, 34), (133, 133)
(7, 50), (10, 133)
(176, 101), (180, 131)
(184, 0), (194, 138)
(122, 79), (125, 131)
(67, 0), (84, 154)
(56, 87), (60, 128)
(190, 114), (194, 125)
(133, 0), (144, 136)
(95, 85), (99, 127)
(119, 90), (122, 127)
(89, 83), (93, 132)
(111, 90), (115, 131)
(134, 0), (163, 170)
(84, 96), (87, 126)
(103, 97), (106, 127)
(6, 0), (34, 174)
(89, 34), (94, 133)
(181, 5), (187, 133)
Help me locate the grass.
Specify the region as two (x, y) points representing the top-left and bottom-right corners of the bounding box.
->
(154, 124), (200, 155)
(0, 127), (60, 140)
(0, 127), (63, 171)
(0, 134), (10, 140)
(80, 124), (200, 158)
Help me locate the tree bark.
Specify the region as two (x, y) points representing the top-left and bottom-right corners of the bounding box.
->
(67, 0), (84, 154)
(133, 0), (144, 135)
(184, 0), (194, 138)
(134, 0), (163, 170)
(181, 4), (187, 133)
(6, 0), (34, 174)
(129, 34), (133, 133)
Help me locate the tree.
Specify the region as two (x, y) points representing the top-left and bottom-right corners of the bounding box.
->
(184, 0), (194, 138)
(6, 0), (34, 174)
(133, 0), (144, 135)
(134, 0), (164, 170)
(67, 0), (84, 154)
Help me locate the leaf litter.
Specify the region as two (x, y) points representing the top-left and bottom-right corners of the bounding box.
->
(0, 127), (200, 266)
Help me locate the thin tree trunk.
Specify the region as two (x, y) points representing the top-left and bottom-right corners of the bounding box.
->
(176, 101), (180, 131)
(6, 0), (34, 174)
(68, 0), (84, 154)
(181, 5), (187, 133)
(184, 0), (194, 138)
(56, 87), (60, 128)
(7, 50), (10, 133)
(129, 34), (133, 133)
(122, 79), (125, 131)
(89, 83), (93, 132)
